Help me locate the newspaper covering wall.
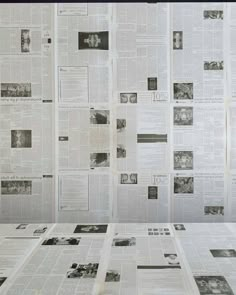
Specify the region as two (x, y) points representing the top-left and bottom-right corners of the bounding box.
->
(56, 3), (112, 223)
(0, 4), (55, 223)
(0, 2), (236, 223)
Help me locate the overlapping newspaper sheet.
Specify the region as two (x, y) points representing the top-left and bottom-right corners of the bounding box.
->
(0, 223), (234, 295)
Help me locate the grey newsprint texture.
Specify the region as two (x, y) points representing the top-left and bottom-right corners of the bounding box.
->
(0, 3), (236, 225)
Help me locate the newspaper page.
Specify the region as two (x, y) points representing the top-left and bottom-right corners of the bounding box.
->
(4, 224), (107, 295)
(113, 3), (169, 102)
(226, 3), (236, 223)
(0, 236), (41, 293)
(171, 3), (225, 103)
(0, 223), (54, 237)
(112, 3), (171, 223)
(114, 173), (169, 222)
(178, 234), (236, 295)
(56, 3), (112, 223)
(171, 173), (226, 222)
(170, 3), (227, 223)
(0, 4), (55, 223)
(0, 2), (234, 224)
(172, 222), (234, 237)
(101, 224), (195, 295)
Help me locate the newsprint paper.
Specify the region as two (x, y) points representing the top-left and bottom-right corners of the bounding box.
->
(1, 3), (236, 223)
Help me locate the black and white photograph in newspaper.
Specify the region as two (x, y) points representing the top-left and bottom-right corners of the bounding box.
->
(194, 276), (233, 295)
(112, 237), (136, 247)
(42, 237), (81, 245)
(204, 206), (224, 216)
(33, 226), (47, 235)
(117, 119), (126, 132)
(120, 93), (137, 104)
(204, 10), (223, 19)
(173, 31), (183, 50)
(90, 110), (110, 124)
(105, 270), (120, 282)
(117, 144), (126, 158)
(67, 263), (99, 278)
(90, 153), (110, 168)
(147, 77), (158, 90)
(148, 186), (158, 199)
(174, 177), (194, 194)
(11, 130), (32, 148)
(78, 31), (109, 50)
(120, 173), (138, 184)
(74, 224), (108, 233)
(174, 151), (193, 170)
(21, 29), (31, 53)
(174, 224), (186, 231)
(174, 107), (193, 126)
(1, 180), (32, 195)
(174, 83), (193, 100)
(164, 254), (180, 265)
(1, 83), (31, 97)
(210, 249), (236, 258)
(16, 224), (28, 229)
(204, 61), (224, 70)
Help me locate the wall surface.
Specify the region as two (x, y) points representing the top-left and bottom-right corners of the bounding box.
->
(0, 3), (235, 223)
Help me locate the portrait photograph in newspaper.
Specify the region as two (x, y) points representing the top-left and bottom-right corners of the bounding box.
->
(147, 77), (158, 90)
(148, 186), (158, 199)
